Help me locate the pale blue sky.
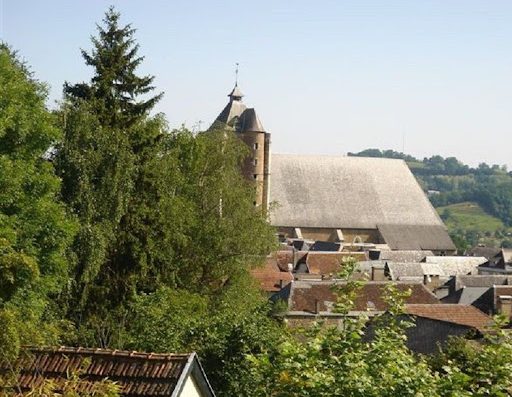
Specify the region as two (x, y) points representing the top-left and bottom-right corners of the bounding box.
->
(2, 1), (512, 168)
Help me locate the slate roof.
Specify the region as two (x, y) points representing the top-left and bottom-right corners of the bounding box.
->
(236, 108), (265, 133)
(309, 241), (342, 252)
(212, 84), (265, 133)
(386, 262), (443, 280)
(214, 99), (246, 127)
(276, 280), (439, 313)
(451, 275), (512, 290)
(424, 256), (486, 276)
(405, 304), (493, 331)
(268, 154), (455, 252)
(3, 347), (215, 397)
(378, 224), (455, 251)
(468, 246), (501, 259)
(442, 287), (491, 306)
(377, 250), (434, 263)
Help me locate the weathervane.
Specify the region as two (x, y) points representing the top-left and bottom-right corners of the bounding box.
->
(235, 62), (239, 85)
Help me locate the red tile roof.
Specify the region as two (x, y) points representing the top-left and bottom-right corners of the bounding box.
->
(405, 304), (493, 331)
(251, 256), (293, 292)
(287, 281), (438, 313)
(1, 347), (214, 397)
(305, 252), (368, 275)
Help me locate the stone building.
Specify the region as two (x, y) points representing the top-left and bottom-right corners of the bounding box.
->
(212, 83), (455, 253)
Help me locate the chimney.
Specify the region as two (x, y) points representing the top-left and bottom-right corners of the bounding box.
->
(314, 299), (321, 314)
(497, 294), (512, 319)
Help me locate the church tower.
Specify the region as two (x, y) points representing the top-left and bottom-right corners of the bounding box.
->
(212, 83), (271, 210)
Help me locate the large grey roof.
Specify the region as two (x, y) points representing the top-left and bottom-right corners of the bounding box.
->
(269, 154), (450, 230)
(378, 224), (455, 251)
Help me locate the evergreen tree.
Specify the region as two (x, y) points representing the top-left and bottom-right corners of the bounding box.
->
(57, 6), (163, 323)
(64, 6), (162, 128)
(58, 8), (276, 348)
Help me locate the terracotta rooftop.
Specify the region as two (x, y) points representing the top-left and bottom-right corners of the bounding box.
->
(277, 281), (439, 313)
(405, 304), (493, 331)
(251, 256), (293, 292)
(305, 252), (367, 275)
(2, 347), (215, 397)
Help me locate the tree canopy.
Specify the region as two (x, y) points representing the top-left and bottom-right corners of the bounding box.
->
(0, 45), (76, 362)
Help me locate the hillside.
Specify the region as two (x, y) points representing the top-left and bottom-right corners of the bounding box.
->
(348, 149), (512, 250)
(436, 202), (512, 250)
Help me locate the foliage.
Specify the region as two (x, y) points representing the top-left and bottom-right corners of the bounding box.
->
(124, 274), (283, 396)
(57, 7), (275, 351)
(248, 263), (439, 397)
(431, 316), (512, 396)
(0, 45), (76, 361)
(0, 361), (120, 397)
(437, 202), (512, 252)
(350, 149), (512, 247)
(64, 6), (162, 129)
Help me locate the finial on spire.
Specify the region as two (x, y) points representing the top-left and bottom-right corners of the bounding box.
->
(228, 63), (244, 100)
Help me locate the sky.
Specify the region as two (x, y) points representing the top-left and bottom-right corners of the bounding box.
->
(2, 0), (512, 168)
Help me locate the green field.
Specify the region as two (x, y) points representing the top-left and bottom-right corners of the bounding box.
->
(437, 201), (506, 232)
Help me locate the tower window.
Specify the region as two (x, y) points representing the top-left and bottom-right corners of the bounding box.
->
(253, 158), (258, 165)
(253, 174), (258, 180)
(253, 143), (259, 150)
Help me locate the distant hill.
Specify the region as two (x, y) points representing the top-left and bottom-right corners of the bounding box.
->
(348, 149), (512, 251)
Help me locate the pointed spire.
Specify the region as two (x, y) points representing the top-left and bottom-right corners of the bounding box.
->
(228, 84), (244, 101)
(228, 62), (244, 101)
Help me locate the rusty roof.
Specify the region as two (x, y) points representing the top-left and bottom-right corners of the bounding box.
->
(251, 256), (293, 292)
(405, 304), (493, 331)
(3, 347), (215, 397)
(305, 252), (368, 275)
(274, 250), (294, 272)
(279, 281), (439, 313)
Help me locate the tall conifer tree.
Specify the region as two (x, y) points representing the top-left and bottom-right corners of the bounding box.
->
(64, 6), (162, 128)
(57, 7), (162, 319)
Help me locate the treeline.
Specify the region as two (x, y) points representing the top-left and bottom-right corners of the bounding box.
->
(349, 149), (512, 227)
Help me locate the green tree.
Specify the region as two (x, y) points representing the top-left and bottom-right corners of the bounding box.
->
(56, 6), (163, 328)
(125, 273), (283, 397)
(64, 6), (162, 129)
(0, 45), (76, 362)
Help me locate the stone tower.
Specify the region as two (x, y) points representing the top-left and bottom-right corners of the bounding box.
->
(212, 84), (270, 209)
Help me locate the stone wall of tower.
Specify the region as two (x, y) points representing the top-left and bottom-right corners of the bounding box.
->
(238, 131), (267, 207)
